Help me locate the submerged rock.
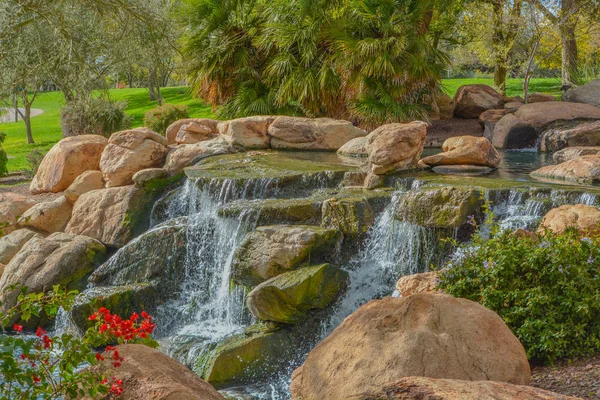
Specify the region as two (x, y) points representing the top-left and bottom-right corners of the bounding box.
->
(530, 155), (600, 184)
(246, 264), (348, 324)
(420, 136), (500, 168)
(431, 165), (494, 175)
(365, 122), (427, 175)
(453, 84), (504, 119)
(232, 225), (341, 287)
(290, 293), (531, 400)
(538, 204), (600, 237)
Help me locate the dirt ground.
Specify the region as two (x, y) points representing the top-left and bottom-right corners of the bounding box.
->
(531, 355), (600, 399)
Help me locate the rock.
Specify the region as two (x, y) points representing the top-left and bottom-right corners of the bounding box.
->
(63, 170), (104, 203)
(553, 146), (600, 163)
(232, 225), (341, 287)
(175, 120), (219, 145)
(17, 196), (72, 233)
(132, 168), (167, 186)
(246, 264), (348, 324)
(395, 187), (481, 229)
(453, 84), (504, 119)
(512, 228), (538, 239)
(0, 233), (105, 322)
(88, 344), (226, 400)
(29, 135), (108, 194)
(540, 120), (600, 152)
(562, 79), (600, 107)
(268, 117), (367, 151)
(165, 118), (220, 146)
(337, 137), (368, 158)
(218, 116), (274, 149)
(430, 92), (454, 120)
(395, 271), (440, 297)
(364, 173), (385, 189)
(198, 324), (294, 389)
(100, 128), (168, 187)
(0, 192), (36, 235)
(504, 101), (524, 113)
(321, 197), (375, 237)
(290, 293), (531, 400)
(431, 165), (494, 175)
(492, 114), (538, 149)
(0, 263), (4, 277)
(530, 155), (600, 184)
(528, 92), (557, 103)
(365, 122), (427, 175)
(352, 376), (580, 400)
(65, 186), (155, 247)
(538, 204), (600, 237)
(479, 109), (506, 128)
(514, 102), (600, 132)
(420, 136), (501, 168)
(164, 137), (231, 175)
(0, 228), (43, 265)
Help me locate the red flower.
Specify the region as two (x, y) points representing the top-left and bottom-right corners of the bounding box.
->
(141, 311), (149, 319)
(35, 327), (46, 338)
(88, 314), (97, 321)
(20, 353), (26, 360)
(95, 353), (105, 361)
(13, 324), (23, 333)
(42, 335), (53, 349)
(32, 375), (41, 383)
(113, 361), (121, 368)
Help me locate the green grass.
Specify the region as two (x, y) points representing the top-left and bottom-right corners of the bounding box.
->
(0, 79), (563, 172)
(0, 87), (215, 172)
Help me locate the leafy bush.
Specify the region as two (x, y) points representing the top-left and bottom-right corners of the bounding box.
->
(143, 104), (189, 135)
(0, 132), (8, 177)
(438, 228), (600, 364)
(25, 149), (45, 178)
(60, 98), (132, 137)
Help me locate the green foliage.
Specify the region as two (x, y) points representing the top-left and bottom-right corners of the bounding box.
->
(24, 149), (44, 178)
(0, 132), (8, 177)
(438, 228), (600, 364)
(60, 98), (132, 137)
(143, 103), (189, 135)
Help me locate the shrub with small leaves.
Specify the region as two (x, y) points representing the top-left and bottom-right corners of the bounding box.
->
(438, 227), (600, 364)
(60, 98), (132, 137)
(143, 104), (189, 135)
(25, 149), (45, 178)
(0, 132), (8, 177)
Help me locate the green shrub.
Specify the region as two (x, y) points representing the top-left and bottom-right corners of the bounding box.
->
(25, 149), (45, 178)
(438, 228), (600, 364)
(0, 132), (8, 177)
(143, 104), (189, 135)
(60, 98), (132, 137)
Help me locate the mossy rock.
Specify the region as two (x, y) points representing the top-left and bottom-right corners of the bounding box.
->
(232, 225), (342, 287)
(196, 323), (294, 389)
(395, 187), (482, 229)
(321, 197), (375, 238)
(218, 198), (323, 225)
(246, 264), (348, 324)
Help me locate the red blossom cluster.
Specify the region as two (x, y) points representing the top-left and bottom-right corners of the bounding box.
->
(88, 308), (155, 341)
(101, 376), (124, 395)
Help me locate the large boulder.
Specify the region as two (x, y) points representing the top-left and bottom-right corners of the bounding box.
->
(514, 102), (600, 131)
(100, 128), (168, 187)
(218, 116), (274, 149)
(163, 137), (231, 175)
(538, 204), (600, 237)
(63, 170), (105, 203)
(530, 155), (600, 184)
(89, 344), (225, 400)
(290, 293), (531, 400)
(352, 377), (579, 400)
(29, 135), (108, 194)
(337, 137), (368, 158)
(268, 117), (367, 151)
(65, 186), (155, 247)
(232, 225), (342, 287)
(553, 146), (600, 163)
(453, 84), (504, 119)
(420, 136), (500, 168)
(165, 118), (220, 146)
(528, 92), (557, 103)
(562, 79), (600, 107)
(492, 114), (538, 149)
(430, 92), (454, 120)
(0, 233), (105, 320)
(321, 197), (375, 238)
(0, 192), (36, 235)
(539, 120), (600, 152)
(0, 228), (43, 265)
(479, 109), (506, 141)
(396, 271), (440, 297)
(17, 196), (72, 233)
(175, 120), (219, 145)
(246, 264), (348, 324)
(365, 122), (427, 175)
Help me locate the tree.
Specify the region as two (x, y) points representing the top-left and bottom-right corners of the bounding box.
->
(490, 0), (524, 93)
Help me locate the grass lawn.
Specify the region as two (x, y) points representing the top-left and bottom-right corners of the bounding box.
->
(0, 78), (562, 173)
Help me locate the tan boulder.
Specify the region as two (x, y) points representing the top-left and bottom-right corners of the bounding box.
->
(163, 136), (231, 175)
(527, 92), (557, 103)
(268, 117), (367, 151)
(553, 146), (600, 163)
(0, 228), (43, 265)
(351, 377), (580, 400)
(540, 120), (600, 152)
(87, 344), (225, 400)
(17, 196), (72, 233)
(0, 263), (4, 277)
(0, 192), (36, 235)
(175, 120), (219, 145)
(165, 118), (220, 145)
(530, 155), (600, 184)
(538, 204), (600, 237)
(365, 122), (427, 175)
(290, 293), (530, 400)
(514, 102), (600, 131)
(479, 109), (506, 127)
(453, 84), (504, 119)
(395, 271), (440, 297)
(492, 113), (538, 149)
(430, 92), (454, 120)
(100, 128), (168, 187)
(218, 116), (274, 149)
(337, 137), (368, 158)
(29, 135), (108, 194)
(420, 136), (501, 168)
(504, 101), (524, 113)
(64, 170), (104, 203)
(132, 168), (167, 186)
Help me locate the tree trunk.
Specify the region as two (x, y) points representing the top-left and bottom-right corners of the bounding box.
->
(494, 63), (507, 94)
(24, 105), (34, 144)
(560, 21), (578, 85)
(492, 0), (507, 94)
(148, 84), (157, 101)
(156, 85), (163, 106)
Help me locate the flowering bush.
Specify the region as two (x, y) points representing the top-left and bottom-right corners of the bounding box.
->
(143, 104), (189, 135)
(438, 227), (600, 364)
(0, 285), (158, 399)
